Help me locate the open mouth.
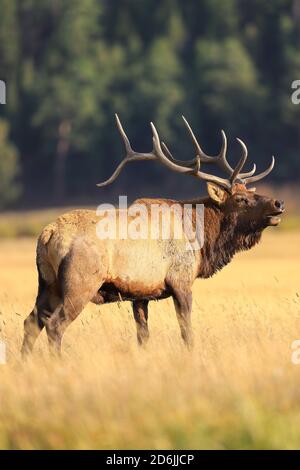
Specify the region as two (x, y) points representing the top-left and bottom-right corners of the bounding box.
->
(266, 209), (285, 226)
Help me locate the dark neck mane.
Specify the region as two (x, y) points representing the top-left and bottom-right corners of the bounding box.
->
(197, 199), (262, 279)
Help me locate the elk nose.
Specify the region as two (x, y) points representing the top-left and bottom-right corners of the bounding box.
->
(274, 199), (284, 211)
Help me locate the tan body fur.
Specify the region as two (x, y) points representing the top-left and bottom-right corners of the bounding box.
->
(38, 207), (199, 303)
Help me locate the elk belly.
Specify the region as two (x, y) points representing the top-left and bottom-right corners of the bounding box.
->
(108, 276), (168, 300)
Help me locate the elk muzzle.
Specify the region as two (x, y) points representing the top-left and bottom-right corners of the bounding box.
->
(266, 199), (285, 226)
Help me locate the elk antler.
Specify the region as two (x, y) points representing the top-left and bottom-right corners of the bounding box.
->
(242, 156), (275, 185)
(97, 115), (275, 190)
(180, 116), (257, 180)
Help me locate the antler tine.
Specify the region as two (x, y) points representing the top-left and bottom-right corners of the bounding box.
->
(179, 117), (257, 181)
(150, 123), (191, 174)
(151, 121), (231, 188)
(115, 114), (156, 160)
(181, 115), (204, 158)
(97, 158), (134, 187)
(229, 138), (248, 183)
(151, 122), (207, 175)
(239, 164), (256, 179)
(97, 114), (156, 187)
(243, 156), (275, 185)
(218, 129), (231, 174)
(115, 113), (133, 156)
(161, 141), (173, 160)
(182, 116), (234, 175)
(161, 141), (200, 168)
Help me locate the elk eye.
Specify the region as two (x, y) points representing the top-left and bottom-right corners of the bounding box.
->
(236, 195), (248, 205)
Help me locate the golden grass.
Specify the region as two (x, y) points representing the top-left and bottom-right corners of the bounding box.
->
(0, 230), (300, 449)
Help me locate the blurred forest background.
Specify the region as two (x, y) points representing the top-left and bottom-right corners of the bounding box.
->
(0, 0), (300, 210)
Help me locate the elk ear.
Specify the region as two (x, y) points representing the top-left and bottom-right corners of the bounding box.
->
(207, 182), (228, 205)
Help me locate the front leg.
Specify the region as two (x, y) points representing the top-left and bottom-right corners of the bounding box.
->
(132, 300), (149, 346)
(172, 288), (193, 349)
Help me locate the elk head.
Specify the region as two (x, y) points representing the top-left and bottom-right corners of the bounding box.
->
(207, 182), (284, 231)
(97, 114), (284, 232)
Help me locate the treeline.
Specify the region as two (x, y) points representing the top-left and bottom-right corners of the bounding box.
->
(0, 0), (300, 208)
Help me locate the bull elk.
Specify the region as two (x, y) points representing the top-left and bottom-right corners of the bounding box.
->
(21, 115), (284, 356)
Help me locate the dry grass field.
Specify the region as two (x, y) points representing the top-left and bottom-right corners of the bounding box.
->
(0, 228), (300, 449)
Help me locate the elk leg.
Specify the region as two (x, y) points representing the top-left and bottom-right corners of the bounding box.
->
(132, 300), (149, 346)
(21, 277), (61, 357)
(172, 289), (193, 349)
(21, 307), (44, 357)
(45, 246), (104, 356)
(44, 304), (68, 356)
(44, 288), (99, 356)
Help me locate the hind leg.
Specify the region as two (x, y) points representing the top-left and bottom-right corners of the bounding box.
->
(44, 304), (69, 356)
(44, 290), (98, 356)
(45, 240), (104, 355)
(21, 278), (61, 357)
(21, 307), (44, 357)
